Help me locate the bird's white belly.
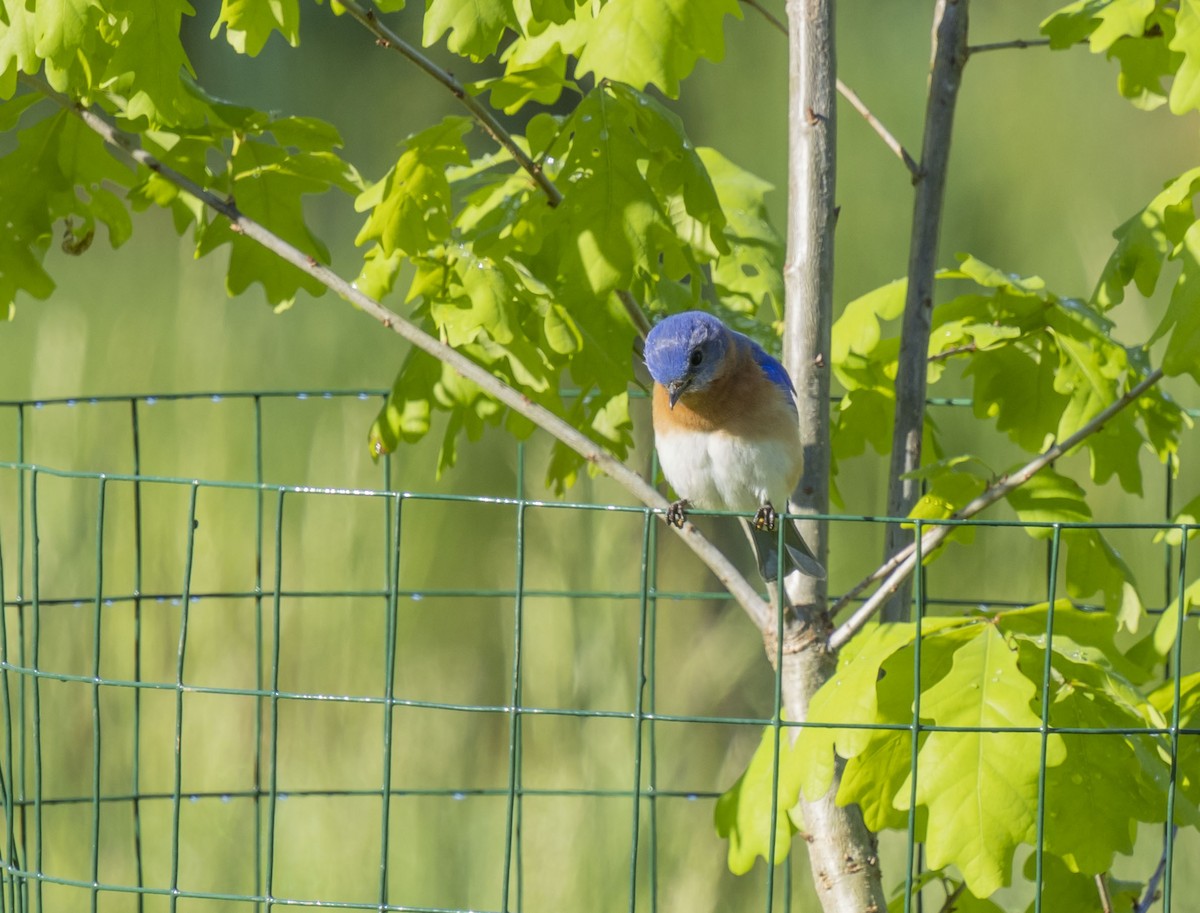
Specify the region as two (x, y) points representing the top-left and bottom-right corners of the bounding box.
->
(655, 429), (800, 512)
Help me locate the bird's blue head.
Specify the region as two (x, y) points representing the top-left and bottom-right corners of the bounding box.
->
(643, 311), (731, 408)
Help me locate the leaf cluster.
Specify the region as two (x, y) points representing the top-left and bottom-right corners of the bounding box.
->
(1, 0), (782, 490)
(717, 605), (1200, 909)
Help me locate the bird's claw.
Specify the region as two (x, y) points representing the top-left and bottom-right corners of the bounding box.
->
(753, 502), (778, 532)
(666, 499), (691, 528)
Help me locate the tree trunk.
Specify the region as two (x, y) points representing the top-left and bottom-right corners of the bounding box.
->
(781, 1), (887, 910)
(881, 0), (970, 622)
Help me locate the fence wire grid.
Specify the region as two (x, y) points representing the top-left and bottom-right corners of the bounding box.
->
(0, 390), (1195, 913)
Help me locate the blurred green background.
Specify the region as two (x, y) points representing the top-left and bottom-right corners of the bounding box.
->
(0, 1), (1198, 911)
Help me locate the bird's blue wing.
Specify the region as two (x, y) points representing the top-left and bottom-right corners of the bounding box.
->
(740, 333), (797, 410)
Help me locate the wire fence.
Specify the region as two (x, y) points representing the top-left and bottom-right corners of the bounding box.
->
(0, 391), (1195, 913)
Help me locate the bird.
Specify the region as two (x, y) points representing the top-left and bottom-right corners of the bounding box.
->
(643, 310), (825, 582)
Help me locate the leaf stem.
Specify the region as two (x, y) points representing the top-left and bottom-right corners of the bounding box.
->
(828, 365), (1166, 650)
(26, 74), (772, 630)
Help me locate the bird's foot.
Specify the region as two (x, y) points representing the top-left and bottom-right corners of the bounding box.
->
(753, 502), (778, 532)
(666, 499), (691, 528)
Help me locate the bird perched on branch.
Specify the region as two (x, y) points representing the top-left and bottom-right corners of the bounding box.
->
(643, 310), (825, 582)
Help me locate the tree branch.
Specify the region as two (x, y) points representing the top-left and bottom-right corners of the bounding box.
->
(881, 0), (969, 623)
(782, 2), (886, 911)
(25, 74), (774, 631)
(1095, 873), (1113, 913)
(331, 0), (652, 341)
(740, 0), (918, 176)
(829, 366), (1166, 650)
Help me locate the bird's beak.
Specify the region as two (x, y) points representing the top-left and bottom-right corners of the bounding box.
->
(666, 380), (688, 409)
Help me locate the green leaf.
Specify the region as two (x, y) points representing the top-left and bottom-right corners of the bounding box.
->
(1063, 529), (1143, 630)
(905, 456), (991, 546)
(104, 0), (202, 126)
(369, 348), (445, 457)
(1094, 167), (1200, 308)
(1005, 468), (1091, 535)
(898, 624), (1066, 898)
(0, 1), (39, 99)
(700, 147), (784, 317)
(355, 117), (472, 257)
(549, 89), (672, 299)
(1109, 17), (1179, 110)
(713, 726), (803, 874)
(423, 0), (517, 61)
(212, 0), (300, 55)
(574, 0), (742, 98)
(832, 278), (907, 365)
(1170, 0), (1200, 113)
(964, 342), (1066, 453)
(197, 138), (354, 308)
(34, 0), (104, 92)
(1154, 220), (1200, 382)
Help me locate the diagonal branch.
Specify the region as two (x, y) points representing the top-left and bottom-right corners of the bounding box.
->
(741, 0), (918, 176)
(26, 74), (772, 631)
(331, 0), (652, 341)
(828, 365), (1166, 650)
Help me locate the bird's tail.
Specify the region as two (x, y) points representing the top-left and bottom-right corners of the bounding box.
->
(741, 513), (826, 582)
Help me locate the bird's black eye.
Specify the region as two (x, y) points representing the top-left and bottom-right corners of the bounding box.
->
(688, 349), (703, 368)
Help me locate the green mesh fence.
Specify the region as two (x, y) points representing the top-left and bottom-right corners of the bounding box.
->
(0, 391), (1194, 912)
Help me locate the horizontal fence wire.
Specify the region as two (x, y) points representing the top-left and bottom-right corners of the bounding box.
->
(0, 391), (1195, 913)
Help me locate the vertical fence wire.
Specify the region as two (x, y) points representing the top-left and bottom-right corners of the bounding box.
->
(89, 478), (107, 913)
(127, 400), (146, 913)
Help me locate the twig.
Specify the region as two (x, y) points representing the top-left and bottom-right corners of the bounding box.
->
(332, 0), (562, 207)
(881, 0), (969, 623)
(1095, 873), (1113, 913)
(25, 74), (775, 632)
(835, 78), (920, 177)
(968, 38), (1051, 54)
(1135, 828), (1175, 913)
(927, 341), (977, 362)
(740, 0), (918, 177)
(828, 365), (1166, 650)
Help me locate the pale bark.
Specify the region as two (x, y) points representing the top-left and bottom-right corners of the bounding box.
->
(781, 2), (887, 910)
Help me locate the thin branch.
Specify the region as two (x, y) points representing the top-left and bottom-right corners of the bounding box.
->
(968, 38), (1051, 54)
(881, 0), (969, 623)
(333, 0), (654, 342)
(26, 74), (775, 631)
(829, 366), (1166, 650)
(333, 0), (562, 207)
(1095, 873), (1113, 913)
(835, 78), (920, 177)
(740, 0), (919, 176)
(927, 341), (976, 362)
(1135, 828), (1175, 913)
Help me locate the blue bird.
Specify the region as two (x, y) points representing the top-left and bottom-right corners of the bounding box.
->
(643, 310), (825, 581)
